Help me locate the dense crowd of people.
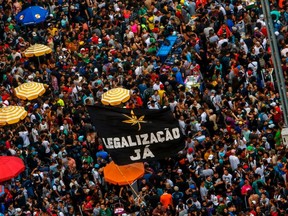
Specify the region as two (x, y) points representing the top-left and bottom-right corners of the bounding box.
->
(0, 0), (288, 215)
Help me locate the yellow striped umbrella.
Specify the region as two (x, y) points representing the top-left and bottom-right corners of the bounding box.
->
(15, 82), (46, 100)
(0, 106), (27, 125)
(101, 88), (130, 106)
(23, 44), (52, 57)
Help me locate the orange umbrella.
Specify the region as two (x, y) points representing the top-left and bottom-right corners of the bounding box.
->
(103, 161), (144, 185)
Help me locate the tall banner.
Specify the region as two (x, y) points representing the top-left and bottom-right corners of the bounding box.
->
(87, 105), (184, 165)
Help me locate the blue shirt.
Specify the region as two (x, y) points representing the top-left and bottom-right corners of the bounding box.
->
(175, 71), (184, 85)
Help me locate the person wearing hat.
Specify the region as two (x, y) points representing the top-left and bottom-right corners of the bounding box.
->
(261, 136), (270, 150)
(96, 145), (108, 159)
(186, 147), (194, 163)
(15, 208), (22, 216)
(172, 186), (184, 206)
(256, 14), (266, 28)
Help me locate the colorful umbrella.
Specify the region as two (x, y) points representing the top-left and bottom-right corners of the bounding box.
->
(15, 6), (48, 25)
(0, 106), (27, 125)
(0, 185), (4, 197)
(14, 82), (46, 100)
(0, 156), (25, 182)
(101, 88), (130, 106)
(23, 44), (52, 57)
(103, 161), (144, 185)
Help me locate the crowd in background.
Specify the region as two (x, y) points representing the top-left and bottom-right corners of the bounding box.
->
(0, 0), (288, 215)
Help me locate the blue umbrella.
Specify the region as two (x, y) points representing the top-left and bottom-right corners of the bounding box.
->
(15, 6), (48, 25)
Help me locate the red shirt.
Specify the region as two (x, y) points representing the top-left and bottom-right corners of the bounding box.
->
(5, 140), (11, 149)
(241, 184), (252, 195)
(1, 92), (10, 101)
(91, 36), (99, 44)
(135, 96), (143, 108)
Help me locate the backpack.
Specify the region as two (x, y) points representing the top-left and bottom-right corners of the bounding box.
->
(205, 96), (216, 112)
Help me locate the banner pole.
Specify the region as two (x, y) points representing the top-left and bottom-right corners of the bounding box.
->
(79, 206), (84, 216)
(115, 163), (141, 198)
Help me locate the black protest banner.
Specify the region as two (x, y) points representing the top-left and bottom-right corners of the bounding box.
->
(87, 105), (185, 165)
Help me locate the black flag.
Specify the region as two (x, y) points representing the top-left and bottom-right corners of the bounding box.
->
(87, 105), (184, 165)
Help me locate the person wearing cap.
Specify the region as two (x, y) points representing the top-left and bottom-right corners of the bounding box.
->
(256, 14), (266, 28)
(14, 208), (22, 216)
(96, 145), (109, 162)
(186, 147), (194, 163)
(92, 164), (102, 185)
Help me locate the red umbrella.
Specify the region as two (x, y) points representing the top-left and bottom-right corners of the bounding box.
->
(0, 156), (25, 182)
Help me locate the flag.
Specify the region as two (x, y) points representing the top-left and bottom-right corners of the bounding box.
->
(87, 105), (184, 165)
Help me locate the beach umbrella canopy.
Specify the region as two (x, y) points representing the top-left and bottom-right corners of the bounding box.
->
(101, 88), (130, 106)
(0, 156), (25, 182)
(103, 161), (144, 185)
(15, 82), (46, 100)
(0, 106), (27, 126)
(15, 6), (48, 25)
(23, 44), (52, 57)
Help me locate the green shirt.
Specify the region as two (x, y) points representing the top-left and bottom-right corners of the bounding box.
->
(100, 208), (112, 216)
(82, 156), (94, 164)
(275, 129), (281, 146)
(138, 7), (147, 17)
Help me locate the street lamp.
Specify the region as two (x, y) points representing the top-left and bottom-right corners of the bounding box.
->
(259, 0), (288, 146)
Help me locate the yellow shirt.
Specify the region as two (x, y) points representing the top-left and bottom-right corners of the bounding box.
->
(158, 89), (166, 105)
(147, 16), (155, 31)
(57, 99), (65, 107)
(48, 27), (58, 36)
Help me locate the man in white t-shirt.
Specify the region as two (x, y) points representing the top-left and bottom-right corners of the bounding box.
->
(222, 169), (233, 185)
(199, 108), (207, 124)
(19, 128), (30, 147)
(31, 124), (39, 143)
(153, 80), (163, 91)
(229, 149), (240, 170)
(42, 138), (50, 154)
